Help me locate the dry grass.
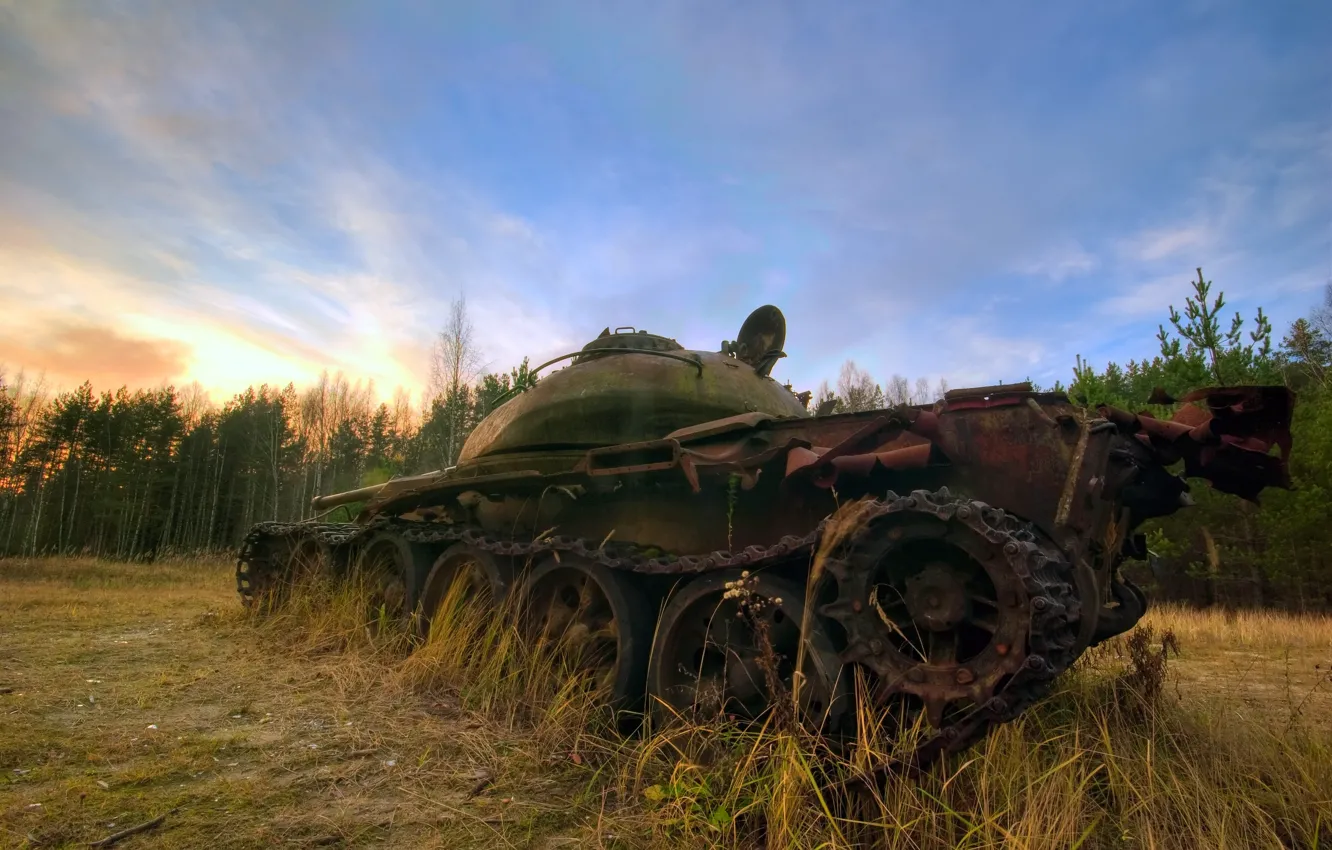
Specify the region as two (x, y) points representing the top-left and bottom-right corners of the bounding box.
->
(1146, 602), (1332, 651)
(1, 556), (1329, 849)
(1140, 603), (1332, 731)
(0, 557), (599, 849)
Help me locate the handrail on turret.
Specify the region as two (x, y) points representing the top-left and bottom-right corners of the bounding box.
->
(486, 347), (705, 408)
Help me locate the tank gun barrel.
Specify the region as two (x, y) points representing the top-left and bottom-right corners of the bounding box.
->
(311, 483), (388, 512)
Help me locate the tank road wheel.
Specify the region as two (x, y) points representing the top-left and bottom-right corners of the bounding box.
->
(287, 534), (342, 588)
(820, 490), (1080, 758)
(354, 532), (434, 633)
(522, 556), (654, 719)
(646, 570), (849, 732)
(416, 544), (513, 640)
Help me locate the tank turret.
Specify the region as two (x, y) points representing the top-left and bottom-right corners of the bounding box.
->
(459, 306), (809, 462)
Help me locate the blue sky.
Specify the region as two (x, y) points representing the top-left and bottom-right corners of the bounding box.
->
(0, 0), (1328, 401)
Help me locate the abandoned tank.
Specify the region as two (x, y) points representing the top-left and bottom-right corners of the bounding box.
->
(236, 305), (1296, 760)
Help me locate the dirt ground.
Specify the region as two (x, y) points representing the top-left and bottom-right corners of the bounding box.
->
(1, 557), (1328, 849)
(0, 558), (602, 849)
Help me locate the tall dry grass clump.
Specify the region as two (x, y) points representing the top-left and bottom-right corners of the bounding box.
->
(1146, 601), (1332, 651)
(247, 561), (1332, 849)
(249, 563), (633, 762)
(248, 566), (415, 657)
(617, 622), (1329, 849)
(399, 571), (630, 756)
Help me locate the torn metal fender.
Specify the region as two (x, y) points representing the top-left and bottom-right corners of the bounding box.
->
(784, 442), (937, 488)
(781, 407), (941, 489)
(1099, 385), (1295, 502)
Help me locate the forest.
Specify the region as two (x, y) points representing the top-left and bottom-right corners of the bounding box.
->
(2, 272), (1330, 610)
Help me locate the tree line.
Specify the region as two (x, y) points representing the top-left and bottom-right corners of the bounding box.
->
(3, 275), (1330, 610)
(0, 301), (530, 559)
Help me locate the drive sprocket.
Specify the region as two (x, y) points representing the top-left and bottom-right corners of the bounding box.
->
(818, 489), (1082, 758)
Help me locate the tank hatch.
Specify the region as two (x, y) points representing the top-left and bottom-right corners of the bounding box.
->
(574, 327), (683, 364)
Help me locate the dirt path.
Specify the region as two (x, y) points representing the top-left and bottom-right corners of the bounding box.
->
(0, 559), (596, 849)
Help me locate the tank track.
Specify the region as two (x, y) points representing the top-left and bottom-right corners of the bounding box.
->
(234, 488), (1080, 764)
(235, 521), (370, 605)
(235, 515), (822, 605)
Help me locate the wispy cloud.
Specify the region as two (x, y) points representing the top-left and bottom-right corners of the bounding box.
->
(1124, 226), (1215, 263)
(1021, 244), (1100, 282)
(0, 0), (1326, 403)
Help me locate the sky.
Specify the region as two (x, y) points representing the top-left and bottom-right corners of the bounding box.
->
(1, 0), (1329, 404)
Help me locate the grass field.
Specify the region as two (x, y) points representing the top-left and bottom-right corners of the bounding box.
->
(1, 556), (1329, 849)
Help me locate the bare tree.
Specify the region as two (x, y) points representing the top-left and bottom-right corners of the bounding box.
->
(1313, 281), (1332, 339)
(885, 374), (912, 406)
(0, 368), (49, 466)
(812, 379), (837, 413)
(427, 297), (482, 404)
(178, 381), (213, 431)
(299, 372), (330, 455)
(836, 360), (885, 412)
(391, 386), (417, 437)
(326, 372), (374, 440)
(817, 364), (951, 413)
(912, 377), (933, 405)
